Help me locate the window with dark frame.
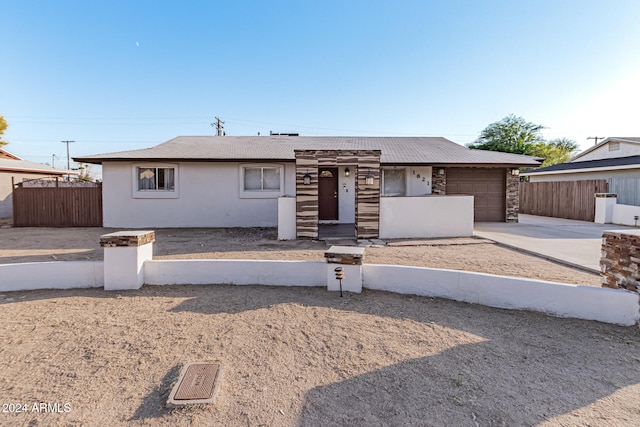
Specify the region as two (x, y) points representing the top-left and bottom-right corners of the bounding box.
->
(137, 167), (175, 191)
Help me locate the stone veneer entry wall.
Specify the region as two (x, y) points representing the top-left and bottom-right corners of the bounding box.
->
(505, 170), (519, 223)
(294, 150), (381, 239)
(431, 168), (446, 195)
(601, 230), (640, 293)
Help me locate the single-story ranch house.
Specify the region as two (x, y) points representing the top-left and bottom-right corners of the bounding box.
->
(522, 137), (640, 182)
(75, 136), (540, 239)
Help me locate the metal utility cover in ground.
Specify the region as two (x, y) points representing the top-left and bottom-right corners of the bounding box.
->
(166, 363), (222, 407)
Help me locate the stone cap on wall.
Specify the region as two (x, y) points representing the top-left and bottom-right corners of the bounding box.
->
(324, 246), (365, 265)
(100, 231), (155, 247)
(595, 193), (618, 198)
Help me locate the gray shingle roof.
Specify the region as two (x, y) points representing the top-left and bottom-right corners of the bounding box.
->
(74, 136), (541, 166)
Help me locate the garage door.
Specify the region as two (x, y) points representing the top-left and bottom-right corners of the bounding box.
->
(446, 168), (505, 222)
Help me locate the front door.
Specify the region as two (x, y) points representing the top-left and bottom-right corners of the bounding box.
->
(318, 168), (338, 220)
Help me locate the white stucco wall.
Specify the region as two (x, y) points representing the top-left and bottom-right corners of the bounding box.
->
(576, 141), (640, 162)
(103, 161), (296, 227)
(144, 259), (327, 287)
(406, 166), (433, 196)
(363, 264), (639, 326)
(379, 195), (473, 239)
(527, 168), (640, 182)
(337, 166), (355, 223)
(611, 203), (640, 226)
(0, 261), (104, 292)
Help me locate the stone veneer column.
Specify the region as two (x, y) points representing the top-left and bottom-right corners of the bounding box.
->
(431, 168), (446, 195)
(294, 151), (319, 239)
(100, 230), (155, 290)
(356, 151), (381, 239)
(600, 230), (640, 292)
(505, 169), (519, 223)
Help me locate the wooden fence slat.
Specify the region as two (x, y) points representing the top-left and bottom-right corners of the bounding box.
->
(13, 186), (102, 227)
(519, 180), (607, 221)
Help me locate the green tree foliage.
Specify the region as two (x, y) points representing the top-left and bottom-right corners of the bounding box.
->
(468, 115), (579, 167)
(468, 115), (545, 155)
(0, 115), (8, 148)
(75, 163), (96, 182)
(530, 138), (579, 168)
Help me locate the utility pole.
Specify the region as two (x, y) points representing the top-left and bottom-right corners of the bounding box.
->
(587, 136), (605, 145)
(211, 116), (225, 136)
(61, 140), (75, 171)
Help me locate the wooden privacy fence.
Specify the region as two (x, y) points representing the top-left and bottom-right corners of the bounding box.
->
(519, 180), (608, 221)
(13, 185), (103, 227)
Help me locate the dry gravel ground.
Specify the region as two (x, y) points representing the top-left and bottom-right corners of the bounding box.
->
(0, 227), (600, 286)
(1, 285), (639, 426)
(1, 227), (636, 426)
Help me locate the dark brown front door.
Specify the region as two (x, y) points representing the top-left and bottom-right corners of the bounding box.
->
(318, 168), (338, 220)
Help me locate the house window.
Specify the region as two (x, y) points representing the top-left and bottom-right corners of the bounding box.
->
(132, 163), (179, 199)
(381, 169), (406, 197)
(239, 164), (284, 198)
(137, 167), (175, 191)
(243, 167), (281, 191)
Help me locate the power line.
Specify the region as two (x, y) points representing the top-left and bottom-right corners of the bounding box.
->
(211, 116), (225, 136)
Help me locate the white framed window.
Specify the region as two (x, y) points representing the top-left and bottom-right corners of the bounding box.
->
(239, 164), (284, 198)
(381, 168), (406, 197)
(132, 164), (179, 199)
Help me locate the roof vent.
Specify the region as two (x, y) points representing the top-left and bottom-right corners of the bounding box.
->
(270, 131), (299, 136)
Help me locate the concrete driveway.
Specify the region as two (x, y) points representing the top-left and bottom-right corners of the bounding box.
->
(474, 214), (638, 273)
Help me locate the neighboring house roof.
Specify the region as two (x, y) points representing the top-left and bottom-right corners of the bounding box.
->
(0, 157), (72, 175)
(74, 136), (541, 166)
(0, 147), (23, 160)
(521, 154), (640, 176)
(570, 137), (640, 162)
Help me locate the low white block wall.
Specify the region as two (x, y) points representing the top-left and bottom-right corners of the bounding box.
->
(326, 264), (362, 293)
(0, 261), (104, 292)
(144, 259), (327, 287)
(611, 203), (640, 227)
(278, 197), (297, 240)
(363, 264), (639, 326)
(379, 195), (474, 239)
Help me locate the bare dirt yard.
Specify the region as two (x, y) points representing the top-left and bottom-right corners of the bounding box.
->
(0, 227), (600, 286)
(2, 227), (638, 426)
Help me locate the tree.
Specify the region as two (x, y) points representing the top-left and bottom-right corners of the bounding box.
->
(530, 138), (579, 168)
(75, 163), (96, 182)
(0, 115), (8, 148)
(468, 115), (545, 155)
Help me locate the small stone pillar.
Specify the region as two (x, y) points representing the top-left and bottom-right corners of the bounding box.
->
(594, 193), (617, 224)
(324, 246), (364, 294)
(600, 230), (640, 292)
(100, 231), (155, 291)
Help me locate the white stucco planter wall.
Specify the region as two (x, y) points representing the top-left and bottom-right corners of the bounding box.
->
(363, 264), (639, 326)
(379, 195), (474, 239)
(144, 259), (327, 287)
(611, 203), (640, 227)
(0, 261), (104, 292)
(278, 197), (297, 240)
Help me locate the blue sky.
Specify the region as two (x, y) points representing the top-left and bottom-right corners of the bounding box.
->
(3, 0), (640, 172)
